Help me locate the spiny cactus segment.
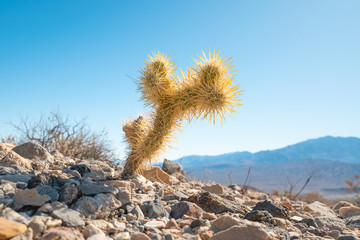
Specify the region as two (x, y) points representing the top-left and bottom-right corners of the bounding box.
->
(122, 50), (242, 179)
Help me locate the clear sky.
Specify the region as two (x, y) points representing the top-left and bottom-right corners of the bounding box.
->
(1, 0), (359, 160)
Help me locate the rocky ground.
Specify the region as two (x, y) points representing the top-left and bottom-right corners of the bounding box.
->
(0, 142), (360, 240)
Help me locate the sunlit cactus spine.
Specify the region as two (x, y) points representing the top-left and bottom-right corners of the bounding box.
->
(122, 50), (242, 179)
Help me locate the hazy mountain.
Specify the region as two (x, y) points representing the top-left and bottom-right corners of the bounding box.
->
(173, 136), (360, 200)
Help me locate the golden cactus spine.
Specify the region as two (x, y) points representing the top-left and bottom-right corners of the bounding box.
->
(122, 50), (242, 178)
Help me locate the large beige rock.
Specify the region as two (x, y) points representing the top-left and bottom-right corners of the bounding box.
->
(1, 151), (33, 169)
(40, 228), (84, 240)
(0, 144), (11, 159)
(170, 201), (203, 219)
(114, 232), (130, 240)
(79, 160), (115, 179)
(28, 215), (62, 238)
(0, 217), (27, 239)
(10, 227), (33, 240)
(133, 193), (155, 204)
(0, 144), (33, 170)
(332, 201), (354, 213)
(28, 216), (48, 239)
(131, 232), (151, 240)
(142, 167), (172, 185)
(83, 224), (106, 239)
(12, 142), (54, 162)
(272, 217), (288, 229)
(209, 216), (266, 235)
(210, 225), (271, 240)
(314, 216), (346, 231)
(202, 184), (224, 195)
(166, 218), (179, 229)
(13, 189), (50, 210)
(116, 188), (132, 204)
(2, 143), (16, 149)
(0, 207), (30, 225)
(339, 206), (360, 218)
(187, 192), (248, 215)
(132, 175), (148, 189)
(303, 201), (337, 218)
(210, 215), (240, 232)
(50, 150), (64, 159)
(203, 212), (217, 220)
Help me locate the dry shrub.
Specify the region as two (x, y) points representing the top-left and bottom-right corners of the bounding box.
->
(299, 191), (327, 203)
(272, 168), (318, 200)
(11, 111), (114, 161)
(345, 174), (360, 206)
(272, 190), (295, 199)
(1, 135), (16, 144)
(272, 190), (332, 205)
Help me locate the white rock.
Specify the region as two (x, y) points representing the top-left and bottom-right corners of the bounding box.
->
(289, 216), (303, 222)
(272, 217), (287, 229)
(144, 220), (166, 229)
(87, 219), (115, 229)
(132, 175), (147, 188)
(133, 193), (155, 204)
(113, 232), (131, 240)
(113, 221), (126, 230)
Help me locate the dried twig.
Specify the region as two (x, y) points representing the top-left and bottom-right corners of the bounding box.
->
(294, 168), (318, 198)
(241, 165), (252, 194)
(227, 169), (233, 185)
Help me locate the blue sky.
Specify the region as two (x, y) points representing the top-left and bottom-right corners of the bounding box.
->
(1, 0), (359, 160)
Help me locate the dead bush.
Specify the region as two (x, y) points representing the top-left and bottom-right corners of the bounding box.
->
(11, 111), (115, 161)
(345, 174), (360, 206)
(299, 191), (327, 204)
(1, 135), (16, 144)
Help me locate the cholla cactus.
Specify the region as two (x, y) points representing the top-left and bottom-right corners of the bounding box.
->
(122, 50), (242, 179)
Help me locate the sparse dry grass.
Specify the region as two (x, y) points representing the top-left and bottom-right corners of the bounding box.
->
(1, 135), (16, 144)
(10, 111), (115, 161)
(345, 174), (360, 206)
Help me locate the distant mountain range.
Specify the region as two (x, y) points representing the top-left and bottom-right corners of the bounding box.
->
(173, 136), (360, 200)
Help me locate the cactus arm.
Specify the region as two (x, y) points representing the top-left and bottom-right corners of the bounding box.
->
(138, 53), (176, 107)
(123, 116), (149, 152)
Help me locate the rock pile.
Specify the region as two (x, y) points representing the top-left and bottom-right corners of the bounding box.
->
(0, 141), (359, 239)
